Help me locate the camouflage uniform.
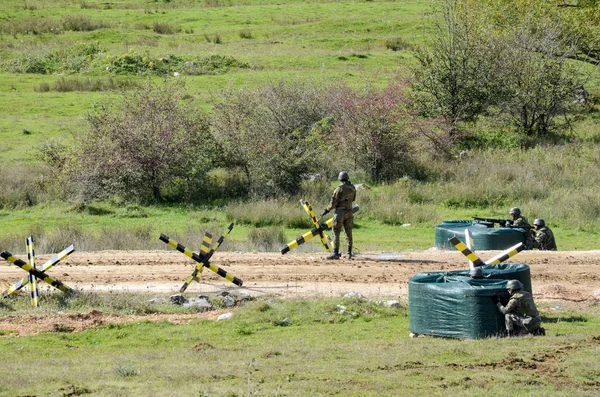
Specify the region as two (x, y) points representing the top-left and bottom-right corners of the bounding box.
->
(326, 181), (356, 257)
(497, 290), (541, 335)
(534, 226), (557, 251)
(510, 215), (535, 250)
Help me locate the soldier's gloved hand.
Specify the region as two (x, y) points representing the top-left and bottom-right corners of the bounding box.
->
(499, 220), (507, 227)
(320, 209), (329, 218)
(491, 294), (499, 304)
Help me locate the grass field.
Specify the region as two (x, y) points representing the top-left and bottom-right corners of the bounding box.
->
(0, 0), (428, 166)
(1, 4), (599, 395)
(1, 295), (600, 396)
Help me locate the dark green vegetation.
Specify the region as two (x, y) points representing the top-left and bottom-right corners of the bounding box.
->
(1, 0), (599, 250)
(1, 294), (600, 396)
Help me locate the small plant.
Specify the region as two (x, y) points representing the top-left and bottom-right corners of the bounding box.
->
(239, 29), (253, 39)
(114, 362), (138, 378)
(62, 15), (108, 32)
(34, 82), (50, 92)
(153, 22), (178, 34)
(204, 33), (222, 44)
(385, 37), (411, 51)
(248, 226), (286, 252)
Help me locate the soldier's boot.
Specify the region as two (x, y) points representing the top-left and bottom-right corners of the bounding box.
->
(346, 244), (353, 260)
(532, 327), (546, 336)
(327, 248), (341, 260)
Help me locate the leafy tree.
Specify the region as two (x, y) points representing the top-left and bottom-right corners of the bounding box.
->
(328, 82), (420, 181)
(416, 0), (587, 138)
(65, 79), (213, 203)
(493, 23), (585, 136)
(413, 0), (501, 129)
(210, 81), (333, 197)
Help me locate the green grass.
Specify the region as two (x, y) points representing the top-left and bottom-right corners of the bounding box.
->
(0, 295), (599, 396)
(0, 200), (596, 253)
(0, 0), (429, 167)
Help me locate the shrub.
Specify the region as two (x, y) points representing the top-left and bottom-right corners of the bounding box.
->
(248, 226), (286, 252)
(62, 15), (108, 31)
(0, 165), (53, 209)
(0, 18), (62, 35)
(211, 80), (333, 197)
(239, 29), (253, 39)
(385, 37), (411, 51)
(45, 77), (139, 92)
(64, 80), (214, 203)
(2, 41), (103, 74)
(153, 22), (178, 34)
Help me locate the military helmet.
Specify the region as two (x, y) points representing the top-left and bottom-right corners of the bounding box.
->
(469, 267), (483, 279)
(506, 279), (523, 290)
(533, 218), (545, 227)
(509, 207), (521, 216)
(338, 171), (349, 181)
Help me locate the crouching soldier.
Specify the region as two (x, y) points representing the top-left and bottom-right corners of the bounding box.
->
(533, 218), (557, 251)
(495, 280), (545, 336)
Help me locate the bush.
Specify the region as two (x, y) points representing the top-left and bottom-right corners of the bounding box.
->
(248, 226), (286, 252)
(63, 79), (214, 203)
(153, 22), (179, 34)
(0, 18), (62, 35)
(0, 165), (53, 209)
(211, 80), (333, 197)
(2, 41), (103, 74)
(385, 37), (411, 51)
(62, 15), (108, 31)
(239, 29), (253, 39)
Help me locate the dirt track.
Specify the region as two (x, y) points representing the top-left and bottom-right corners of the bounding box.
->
(2, 249), (600, 302)
(2, 249), (600, 335)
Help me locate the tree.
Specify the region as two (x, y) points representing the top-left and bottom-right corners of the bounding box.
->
(66, 79), (213, 203)
(328, 82), (420, 181)
(413, 0), (502, 129)
(210, 80), (333, 197)
(494, 22), (585, 136)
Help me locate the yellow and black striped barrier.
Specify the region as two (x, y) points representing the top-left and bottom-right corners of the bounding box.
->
(178, 232), (213, 293)
(449, 236), (525, 267)
(484, 242), (525, 265)
(281, 204), (359, 255)
(159, 223), (242, 290)
(1, 249), (74, 296)
(300, 200), (331, 253)
(2, 245), (75, 299)
(448, 236), (485, 267)
(26, 236), (39, 307)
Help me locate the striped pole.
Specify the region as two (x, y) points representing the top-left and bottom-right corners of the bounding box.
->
(159, 226), (242, 288)
(301, 200), (331, 253)
(485, 242), (525, 265)
(448, 236), (485, 267)
(179, 223), (234, 293)
(0, 251), (73, 295)
(177, 232), (213, 293)
(26, 236), (39, 307)
(464, 229), (475, 270)
(281, 204), (359, 255)
(2, 245), (74, 298)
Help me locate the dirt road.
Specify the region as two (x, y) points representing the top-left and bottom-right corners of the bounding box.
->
(2, 249), (599, 335)
(2, 249), (599, 302)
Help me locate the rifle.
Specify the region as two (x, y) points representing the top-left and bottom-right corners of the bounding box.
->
(473, 217), (512, 227)
(490, 290), (510, 306)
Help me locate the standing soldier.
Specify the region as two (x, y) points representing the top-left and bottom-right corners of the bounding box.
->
(505, 207), (535, 249)
(320, 171), (356, 260)
(532, 218), (557, 251)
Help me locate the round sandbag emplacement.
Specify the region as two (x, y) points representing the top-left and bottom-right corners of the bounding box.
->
(409, 264), (532, 339)
(435, 220), (526, 250)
